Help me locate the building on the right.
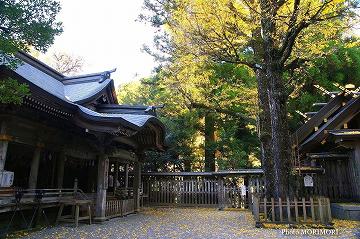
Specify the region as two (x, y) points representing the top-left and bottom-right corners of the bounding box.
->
(292, 88), (360, 203)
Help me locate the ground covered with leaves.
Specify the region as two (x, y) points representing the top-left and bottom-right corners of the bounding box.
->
(11, 208), (360, 239)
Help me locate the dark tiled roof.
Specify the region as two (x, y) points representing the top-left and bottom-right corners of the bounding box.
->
(7, 52), (165, 143)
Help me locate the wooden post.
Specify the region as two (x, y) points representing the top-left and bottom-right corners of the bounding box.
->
(310, 197), (315, 222)
(253, 196), (260, 223)
(133, 161), (141, 212)
(279, 198), (283, 222)
(271, 198), (275, 222)
(294, 198), (299, 222)
(326, 197), (332, 223)
(302, 198), (307, 222)
(57, 151), (66, 188)
(286, 197), (291, 223)
(74, 178), (78, 193)
(28, 146), (41, 189)
(264, 198), (267, 221)
(114, 161), (119, 192)
(124, 163), (129, 190)
(0, 121), (8, 172)
(318, 197), (325, 224)
(217, 178), (224, 210)
(95, 152), (109, 222)
(0, 141), (8, 172)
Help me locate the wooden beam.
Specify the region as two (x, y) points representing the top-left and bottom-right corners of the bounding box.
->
(107, 148), (137, 162)
(307, 153), (349, 159)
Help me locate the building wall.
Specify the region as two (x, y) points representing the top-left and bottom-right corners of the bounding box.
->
(312, 158), (353, 201)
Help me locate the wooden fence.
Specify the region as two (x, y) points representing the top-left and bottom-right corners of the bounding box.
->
(143, 177), (264, 208)
(105, 199), (135, 218)
(252, 196), (332, 225)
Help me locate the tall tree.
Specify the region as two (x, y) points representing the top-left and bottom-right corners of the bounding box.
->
(118, 57), (259, 172)
(141, 0), (358, 197)
(0, 0), (62, 104)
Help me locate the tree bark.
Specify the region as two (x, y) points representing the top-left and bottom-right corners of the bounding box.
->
(256, 69), (275, 197)
(259, 0), (292, 198)
(204, 112), (216, 171)
(265, 64), (292, 198)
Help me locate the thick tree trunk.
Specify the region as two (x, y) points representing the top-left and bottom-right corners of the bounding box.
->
(258, 0), (293, 198)
(256, 70), (275, 197)
(266, 65), (292, 198)
(204, 112), (216, 171)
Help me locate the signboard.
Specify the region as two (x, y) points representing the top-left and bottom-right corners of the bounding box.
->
(304, 175), (313, 187)
(0, 171), (14, 187)
(241, 185), (247, 196)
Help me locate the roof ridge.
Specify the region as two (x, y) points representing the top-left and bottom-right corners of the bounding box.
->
(63, 68), (116, 82)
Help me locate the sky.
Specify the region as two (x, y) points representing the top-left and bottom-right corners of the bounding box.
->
(39, 0), (157, 88)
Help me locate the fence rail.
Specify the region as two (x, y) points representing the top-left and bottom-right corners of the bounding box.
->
(252, 196), (332, 225)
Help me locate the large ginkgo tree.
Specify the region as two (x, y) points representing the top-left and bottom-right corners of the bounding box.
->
(141, 0), (359, 197)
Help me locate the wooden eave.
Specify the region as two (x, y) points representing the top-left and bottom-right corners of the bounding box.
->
(292, 94), (345, 145)
(299, 96), (360, 153)
(306, 152), (349, 159)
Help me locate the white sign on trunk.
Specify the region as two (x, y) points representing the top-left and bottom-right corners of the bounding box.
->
(241, 185), (247, 196)
(304, 175), (314, 187)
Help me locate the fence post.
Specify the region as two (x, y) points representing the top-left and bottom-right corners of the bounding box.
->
(264, 198), (267, 222)
(302, 198), (307, 222)
(326, 197), (332, 224)
(279, 198), (283, 222)
(218, 179), (224, 210)
(294, 198), (299, 223)
(310, 197), (315, 223)
(271, 198), (275, 222)
(286, 197), (291, 223)
(318, 197), (325, 224)
(253, 195), (260, 221)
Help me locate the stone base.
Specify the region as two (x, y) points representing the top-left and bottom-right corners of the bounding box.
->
(331, 203), (360, 221)
(93, 217), (107, 223)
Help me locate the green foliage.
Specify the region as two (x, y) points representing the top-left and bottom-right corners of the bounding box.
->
(118, 59), (260, 172)
(0, 0), (63, 58)
(0, 0), (62, 104)
(0, 78), (30, 104)
(288, 45), (360, 130)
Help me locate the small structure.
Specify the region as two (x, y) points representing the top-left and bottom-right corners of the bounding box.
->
(292, 87), (360, 202)
(0, 52), (165, 224)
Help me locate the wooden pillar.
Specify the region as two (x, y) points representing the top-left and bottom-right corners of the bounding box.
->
(0, 122), (9, 171)
(133, 161), (141, 212)
(28, 146), (42, 189)
(95, 152), (109, 221)
(0, 141), (8, 172)
(350, 143), (360, 200)
(124, 163), (129, 189)
(57, 151), (66, 188)
(114, 161), (119, 192)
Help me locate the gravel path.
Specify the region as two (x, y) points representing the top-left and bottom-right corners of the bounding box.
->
(12, 207), (360, 239)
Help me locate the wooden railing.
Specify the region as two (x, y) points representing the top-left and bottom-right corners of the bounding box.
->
(252, 196), (332, 225)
